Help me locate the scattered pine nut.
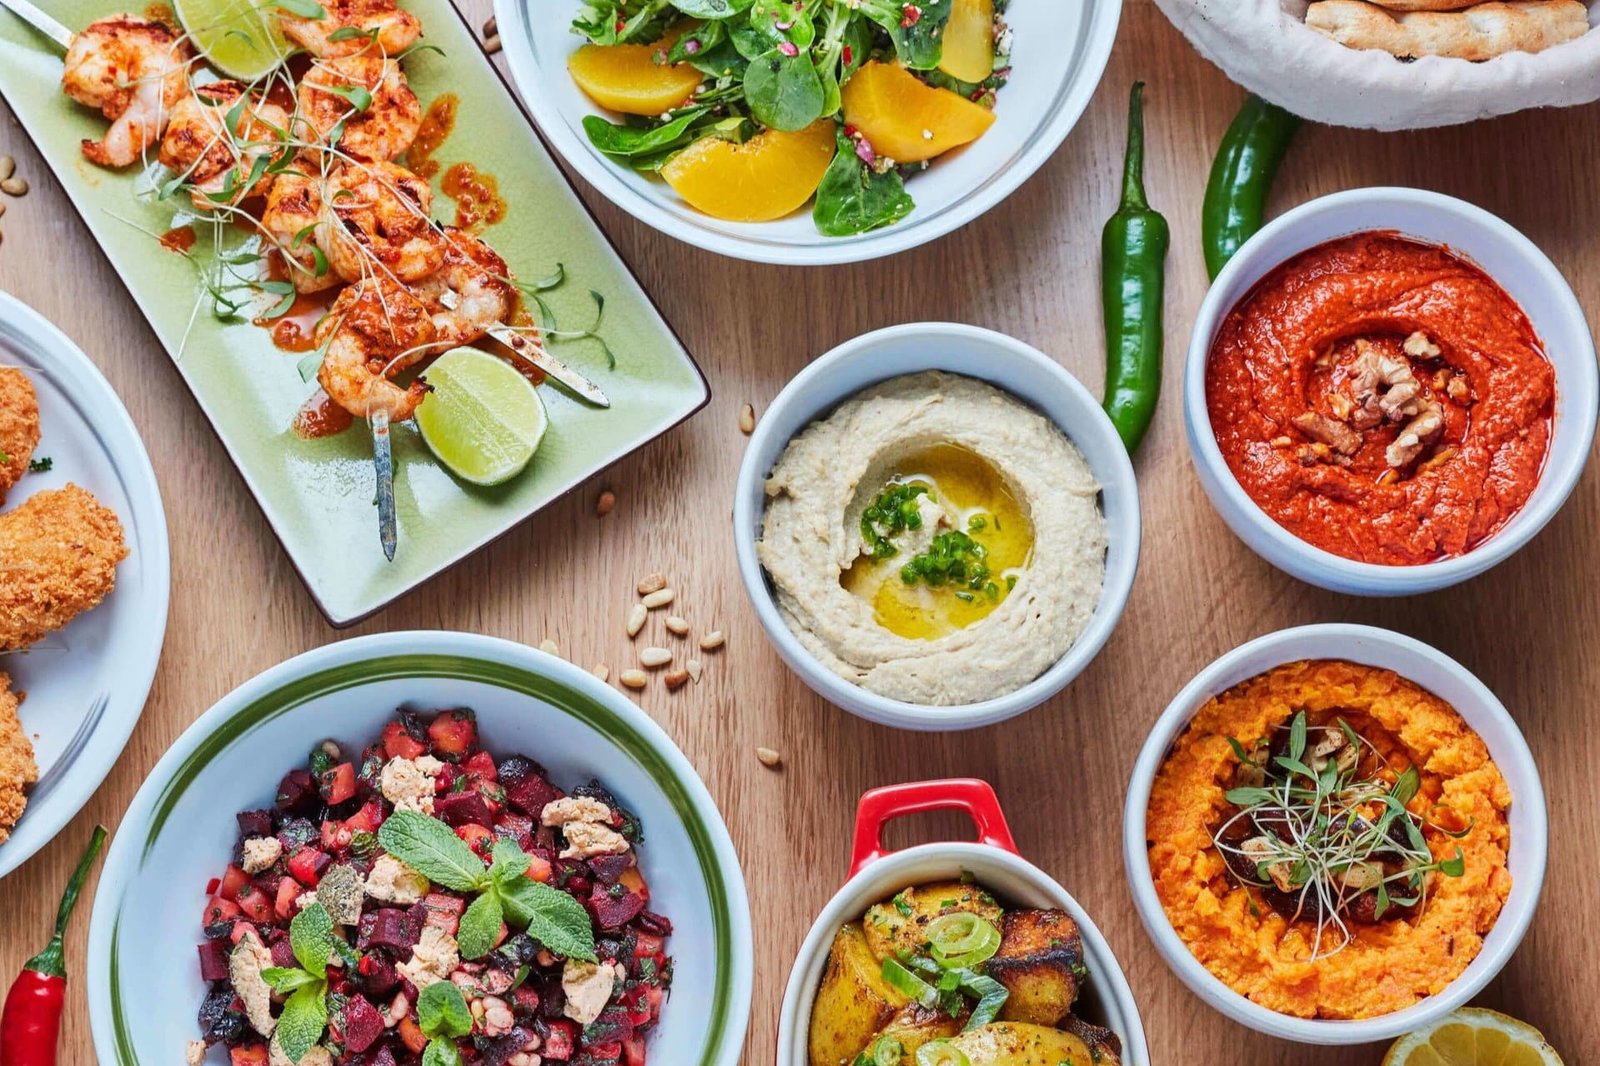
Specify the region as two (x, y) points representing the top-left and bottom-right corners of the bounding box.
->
(539, 639), (560, 656)
(626, 603), (648, 637)
(664, 615), (689, 636)
(663, 668), (689, 691)
(0, 202), (7, 219)
(686, 659), (703, 683)
(595, 489), (616, 517)
(0, 156), (14, 181)
(482, 14), (497, 36)
(619, 669), (648, 690)
(640, 646), (672, 668)
(698, 630), (725, 651)
(320, 740), (342, 760)
(1, 177), (27, 197)
(591, 663), (610, 683)
(636, 572), (667, 596)
(738, 403), (756, 434)
(755, 747), (782, 769)
(482, 34), (501, 55)
(641, 587), (675, 609)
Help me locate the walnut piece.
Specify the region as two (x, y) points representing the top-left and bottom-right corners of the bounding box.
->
(1292, 411), (1362, 456)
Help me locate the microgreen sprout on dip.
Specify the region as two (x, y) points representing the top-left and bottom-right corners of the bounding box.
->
(190, 708), (674, 1066)
(566, 0), (1013, 233)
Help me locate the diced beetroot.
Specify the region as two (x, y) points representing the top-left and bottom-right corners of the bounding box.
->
(318, 761), (357, 805)
(480, 1026), (537, 1066)
(321, 819), (353, 852)
(197, 939), (231, 982)
(345, 798), (384, 834)
(494, 813), (535, 852)
(359, 907), (420, 951)
(236, 886), (273, 923)
(577, 1043), (623, 1065)
(269, 938), (297, 969)
(636, 911), (673, 936)
(589, 882), (647, 931)
(397, 1016), (428, 1055)
(275, 769), (320, 813)
(235, 808), (275, 840)
(512, 985), (540, 1016)
(463, 750), (498, 783)
(340, 994), (385, 1054)
(426, 708), (478, 757)
(587, 853), (630, 885)
(218, 865), (251, 902)
(435, 789), (494, 829)
(541, 1019), (577, 1060)
(583, 1005), (634, 1045)
(198, 987), (246, 1044)
(640, 984), (665, 1024)
(354, 1047), (398, 1066)
(229, 1045), (269, 1066)
(622, 1033), (647, 1066)
(287, 846), (330, 886)
(382, 720), (427, 761)
(498, 756), (564, 816)
(421, 893), (465, 935)
(274, 877), (302, 921)
(456, 823), (495, 859)
(358, 951), (400, 997)
(632, 932), (665, 960)
(203, 896), (241, 929)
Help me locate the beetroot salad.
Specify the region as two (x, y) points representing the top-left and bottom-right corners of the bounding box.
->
(191, 708), (674, 1066)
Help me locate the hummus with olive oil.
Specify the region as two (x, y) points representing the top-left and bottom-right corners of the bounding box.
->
(758, 371), (1107, 705)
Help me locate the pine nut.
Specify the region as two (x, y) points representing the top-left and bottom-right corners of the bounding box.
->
(738, 403), (756, 434)
(626, 603), (648, 637)
(698, 630), (725, 651)
(595, 489), (615, 517)
(686, 659), (703, 683)
(482, 15), (497, 36)
(641, 587), (674, 609)
(619, 669), (648, 690)
(664, 615), (689, 636)
(539, 639), (559, 656)
(663, 669), (689, 691)
(1, 177), (28, 197)
(755, 747), (782, 768)
(0, 156), (13, 181)
(636, 572), (667, 596)
(482, 34), (501, 54)
(639, 647), (672, 668)
(591, 663), (610, 683)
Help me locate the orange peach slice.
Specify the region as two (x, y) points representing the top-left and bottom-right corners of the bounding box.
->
(660, 120), (836, 223)
(938, 0), (996, 84)
(568, 36), (703, 116)
(842, 61), (996, 164)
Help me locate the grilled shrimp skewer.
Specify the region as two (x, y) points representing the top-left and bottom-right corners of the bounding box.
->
(315, 276), (437, 423)
(280, 0), (421, 58)
(298, 54), (421, 161)
(158, 81), (289, 209)
(62, 15), (192, 168)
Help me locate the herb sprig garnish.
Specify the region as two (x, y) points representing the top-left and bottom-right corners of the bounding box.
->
(377, 810), (597, 962)
(1214, 710), (1469, 960)
(260, 901), (342, 1063)
(861, 482), (930, 560)
(415, 981), (474, 1066)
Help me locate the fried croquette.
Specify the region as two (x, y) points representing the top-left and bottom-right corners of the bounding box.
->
(0, 484), (129, 651)
(0, 368), (42, 505)
(0, 673), (38, 844)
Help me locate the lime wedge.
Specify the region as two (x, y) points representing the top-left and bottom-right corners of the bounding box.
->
(417, 348), (548, 486)
(173, 0), (292, 80)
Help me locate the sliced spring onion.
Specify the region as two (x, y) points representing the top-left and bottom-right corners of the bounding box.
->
(870, 1036), (905, 1066)
(914, 1042), (972, 1066)
(957, 970), (1009, 1030)
(881, 958), (939, 1010)
(926, 912), (1002, 970)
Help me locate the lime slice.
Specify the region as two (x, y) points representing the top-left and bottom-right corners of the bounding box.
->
(173, 0), (292, 80)
(417, 348), (548, 486)
(1384, 1009), (1565, 1066)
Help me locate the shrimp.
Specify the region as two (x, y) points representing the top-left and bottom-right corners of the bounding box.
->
(158, 81), (290, 209)
(62, 15), (193, 168)
(280, 0), (422, 58)
(314, 276), (438, 421)
(409, 228), (516, 346)
(322, 159), (447, 284)
(260, 169), (341, 293)
(296, 54), (420, 161)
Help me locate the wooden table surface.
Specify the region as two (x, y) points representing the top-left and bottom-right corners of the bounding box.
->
(2, 1), (1598, 1062)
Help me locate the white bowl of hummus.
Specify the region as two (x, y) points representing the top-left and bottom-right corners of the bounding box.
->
(1121, 623), (1548, 1044)
(733, 323), (1139, 730)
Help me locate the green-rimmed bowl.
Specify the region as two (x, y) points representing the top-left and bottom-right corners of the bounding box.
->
(86, 631), (753, 1065)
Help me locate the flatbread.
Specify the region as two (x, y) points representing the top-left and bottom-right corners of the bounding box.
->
(1373, 0), (1483, 11)
(1306, 0), (1590, 60)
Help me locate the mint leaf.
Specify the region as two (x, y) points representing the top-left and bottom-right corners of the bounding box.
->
(498, 876), (596, 962)
(489, 838), (531, 884)
(422, 1040), (463, 1066)
(289, 902), (335, 977)
(457, 887), (504, 960)
(416, 980), (473, 1040)
(275, 983), (329, 1064)
(378, 811), (487, 892)
(261, 967), (319, 994)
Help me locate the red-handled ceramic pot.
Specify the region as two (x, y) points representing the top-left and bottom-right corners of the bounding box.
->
(776, 779), (1149, 1065)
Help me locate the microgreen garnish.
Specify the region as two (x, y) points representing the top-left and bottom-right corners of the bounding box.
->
(900, 530), (997, 599)
(259, 902), (338, 1062)
(273, 0), (327, 19)
(1214, 710), (1469, 959)
(27, 456), (51, 473)
(377, 811), (597, 961)
(861, 483), (930, 560)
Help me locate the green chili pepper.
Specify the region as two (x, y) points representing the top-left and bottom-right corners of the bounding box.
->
(1202, 95), (1301, 280)
(1101, 81), (1169, 456)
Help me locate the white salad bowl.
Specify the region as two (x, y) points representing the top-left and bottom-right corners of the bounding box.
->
(732, 323), (1141, 731)
(777, 779), (1150, 1065)
(1184, 187), (1598, 596)
(86, 631), (753, 1066)
(1122, 624), (1549, 1044)
(494, 0), (1121, 264)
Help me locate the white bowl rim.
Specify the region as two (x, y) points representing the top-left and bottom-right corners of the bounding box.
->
(732, 322), (1141, 731)
(1182, 186), (1599, 593)
(1120, 622), (1549, 1044)
(85, 629), (754, 1066)
(491, 0), (1123, 265)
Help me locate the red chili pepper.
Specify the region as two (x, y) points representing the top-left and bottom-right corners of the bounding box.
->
(0, 826), (106, 1066)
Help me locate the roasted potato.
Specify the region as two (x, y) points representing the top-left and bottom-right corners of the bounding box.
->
(1061, 1016), (1123, 1065)
(988, 908), (1085, 1026)
(937, 1021), (1101, 1066)
(861, 881), (1004, 962)
(873, 1002), (965, 1057)
(808, 923), (908, 1066)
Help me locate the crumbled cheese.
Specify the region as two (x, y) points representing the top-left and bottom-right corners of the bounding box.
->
(269, 1033), (332, 1066)
(397, 926), (459, 990)
(380, 754), (444, 814)
(240, 836), (282, 875)
(539, 796), (611, 827)
(229, 930), (277, 1037)
(540, 797), (630, 860)
(185, 1039), (206, 1066)
(365, 854), (429, 905)
(315, 863), (365, 925)
(561, 960), (621, 1026)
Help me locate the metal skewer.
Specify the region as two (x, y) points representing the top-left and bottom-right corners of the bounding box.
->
(0, 0), (73, 50)
(487, 324), (610, 408)
(370, 408), (397, 562)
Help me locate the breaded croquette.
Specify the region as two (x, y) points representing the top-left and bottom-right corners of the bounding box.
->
(0, 368), (42, 505)
(0, 484), (129, 651)
(0, 673), (38, 844)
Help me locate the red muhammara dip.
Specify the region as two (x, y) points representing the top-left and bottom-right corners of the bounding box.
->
(1206, 233), (1555, 565)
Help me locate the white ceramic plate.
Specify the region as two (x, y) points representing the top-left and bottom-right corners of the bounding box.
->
(87, 631), (753, 1066)
(494, 0), (1122, 264)
(0, 290), (169, 880)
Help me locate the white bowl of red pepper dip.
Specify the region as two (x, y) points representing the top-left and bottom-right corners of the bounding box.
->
(1183, 187), (1597, 596)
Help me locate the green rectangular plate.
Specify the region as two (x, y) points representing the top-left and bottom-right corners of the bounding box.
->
(0, 0), (708, 625)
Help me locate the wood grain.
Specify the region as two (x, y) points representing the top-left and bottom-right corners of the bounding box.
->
(2, 1), (1598, 1063)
